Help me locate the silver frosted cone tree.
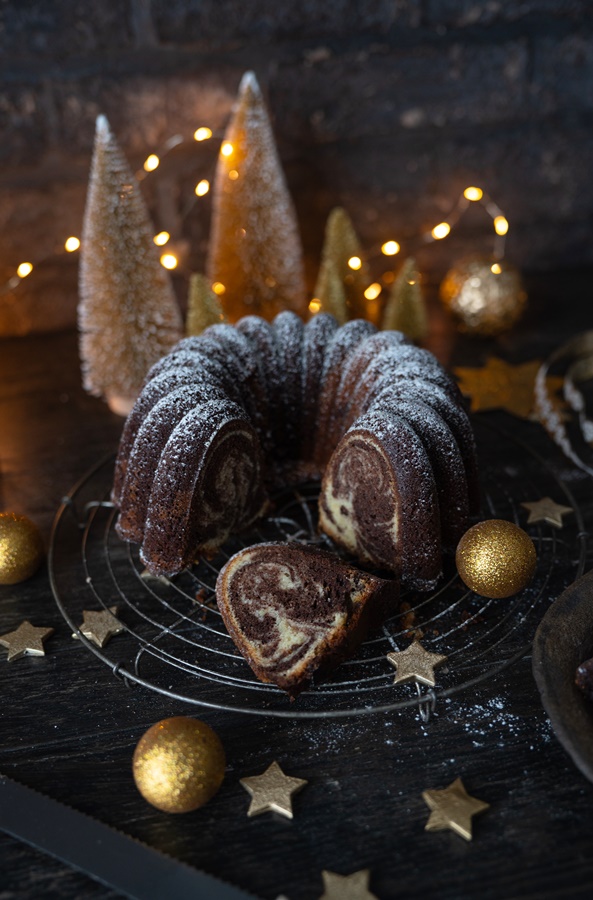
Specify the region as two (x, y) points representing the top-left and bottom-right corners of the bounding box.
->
(79, 115), (182, 416)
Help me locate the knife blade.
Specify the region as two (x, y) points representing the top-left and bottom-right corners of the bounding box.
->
(0, 773), (258, 900)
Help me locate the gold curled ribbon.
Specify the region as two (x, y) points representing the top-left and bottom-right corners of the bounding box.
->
(535, 331), (593, 477)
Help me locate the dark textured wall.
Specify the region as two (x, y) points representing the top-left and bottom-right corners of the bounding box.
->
(0, 1), (591, 333)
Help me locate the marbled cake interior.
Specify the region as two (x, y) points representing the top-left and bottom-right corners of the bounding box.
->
(113, 312), (479, 582)
(216, 542), (397, 695)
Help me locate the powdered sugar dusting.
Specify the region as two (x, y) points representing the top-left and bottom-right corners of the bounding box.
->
(114, 311), (476, 585)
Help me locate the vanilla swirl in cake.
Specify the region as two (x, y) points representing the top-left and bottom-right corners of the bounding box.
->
(216, 542), (397, 696)
(112, 312), (479, 586)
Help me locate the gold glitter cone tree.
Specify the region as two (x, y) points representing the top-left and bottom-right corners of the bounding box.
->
(312, 256), (348, 324)
(382, 258), (428, 341)
(186, 273), (226, 336)
(315, 207), (370, 320)
(79, 115), (183, 416)
(207, 72), (307, 322)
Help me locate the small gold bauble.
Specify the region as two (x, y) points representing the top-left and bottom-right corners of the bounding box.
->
(0, 512), (44, 585)
(440, 257), (526, 336)
(132, 716), (225, 813)
(456, 520), (536, 599)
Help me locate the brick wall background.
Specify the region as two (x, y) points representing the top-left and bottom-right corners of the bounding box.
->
(0, 0), (591, 334)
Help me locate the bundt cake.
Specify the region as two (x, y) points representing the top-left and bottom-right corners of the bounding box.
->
(216, 542), (397, 697)
(112, 312), (479, 586)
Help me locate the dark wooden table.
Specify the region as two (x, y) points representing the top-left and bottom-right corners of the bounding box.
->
(1, 271), (593, 900)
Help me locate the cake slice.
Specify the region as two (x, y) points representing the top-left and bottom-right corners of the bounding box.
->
(216, 542), (397, 697)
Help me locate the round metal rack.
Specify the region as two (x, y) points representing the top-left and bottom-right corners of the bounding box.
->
(49, 418), (587, 719)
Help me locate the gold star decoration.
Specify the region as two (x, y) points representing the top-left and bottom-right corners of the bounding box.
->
(319, 869), (378, 900)
(240, 760), (307, 819)
(521, 497), (574, 528)
(422, 777), (490, 841)
(73, 606), (124, 648)
(386, 640), (448, 687)
(454, 356), (564, 420)
(0, 620), (55, 661)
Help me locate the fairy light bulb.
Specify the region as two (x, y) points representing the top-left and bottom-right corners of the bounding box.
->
(309, 299), (322, 314)
(463, 186), (483, 201)
(364, 283), (382, 301)
(143, 154), (160, 172)
(160, 253), (178, 270)
(194, 127), (213, 142)
(195, 179), (210, 197)
(228, 169), (239, 181)
(64, 236), (80, 252)
(381, 241), (400, 256)
(153, 231), (170, 246)
(348, 256), (362, 270)
(221, 142), (233, 157)
(491, 262), (502, 274)
(17, 262), (33, 278)
(212, 282), (226, 295)
(431, 222), (451, 240)
(494, 216), (509, 235)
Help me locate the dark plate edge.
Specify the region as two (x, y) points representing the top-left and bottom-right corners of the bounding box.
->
(532, 567), (593, 783)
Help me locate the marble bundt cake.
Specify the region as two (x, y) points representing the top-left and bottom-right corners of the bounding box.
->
(216, 542), (398, 697)
(112, 312), (479, 586)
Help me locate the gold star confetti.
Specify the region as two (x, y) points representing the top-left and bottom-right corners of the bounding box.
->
(386, 640), (448, 687)
(240, 761), (307, 819)
(73, 606), (124, 648)
(521, 497), (574, 528)
(0, 620), (54, 661)
(319, 869), (378, 900)
(422, 777), (490, 841)
(454, 356), (564, 419)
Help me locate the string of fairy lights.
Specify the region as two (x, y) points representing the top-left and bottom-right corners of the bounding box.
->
(2, 123), (510, 303)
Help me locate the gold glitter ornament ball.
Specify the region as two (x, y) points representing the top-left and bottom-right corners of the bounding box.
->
(0, 512), (44, 585)
(133, 717), (225, 813)
(440, 257), (526, 336)
(456, 519), (537, 599)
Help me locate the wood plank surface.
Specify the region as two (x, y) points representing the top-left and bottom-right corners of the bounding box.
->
(1, 273), (593, 900)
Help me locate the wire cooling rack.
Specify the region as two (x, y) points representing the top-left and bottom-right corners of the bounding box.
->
(49, 418), (587, 719)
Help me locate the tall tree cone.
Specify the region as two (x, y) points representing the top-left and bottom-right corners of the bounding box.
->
(312, 256), (348, 324)
(207, 71), (307, 322)
(186, 273), (227, 336)
(382, 258), (428, 341)
(79, 115), (183, 416)
(317, 207), (370, 320)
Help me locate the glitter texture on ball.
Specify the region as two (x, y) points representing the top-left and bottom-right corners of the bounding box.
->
(0, 512), (44, 585)
(456, 519), (537, 599)
(440, 257), (526, 336)
(132, 716), (225, 813)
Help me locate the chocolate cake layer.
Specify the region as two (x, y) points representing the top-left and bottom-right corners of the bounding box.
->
(140, 400), (267, 575)
(216, 542), (397, 696)
(113, 313), (478, 583)
(319, 410), (442, 588)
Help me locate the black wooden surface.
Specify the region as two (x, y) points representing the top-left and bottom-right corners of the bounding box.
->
(1, 272), (593, 900)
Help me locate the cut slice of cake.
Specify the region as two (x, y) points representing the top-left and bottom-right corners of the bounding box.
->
(216, 542), (398, 697)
